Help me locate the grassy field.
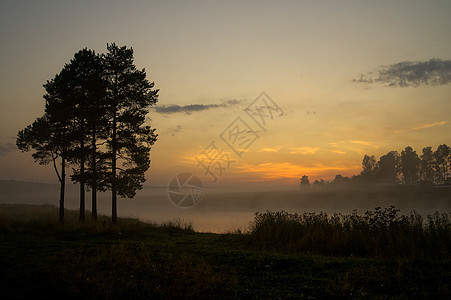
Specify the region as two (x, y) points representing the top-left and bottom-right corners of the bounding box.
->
(0, 204), (450, 298)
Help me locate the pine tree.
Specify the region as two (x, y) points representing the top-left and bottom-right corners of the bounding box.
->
(104, 43), (158, 223)
(17, 44), (158, 224)
(65, 49), (109, 221)
(17, 68), (74, 224)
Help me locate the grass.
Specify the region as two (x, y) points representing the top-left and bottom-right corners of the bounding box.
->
(249, 207), (451, 259)
(0, 204), (450, 298)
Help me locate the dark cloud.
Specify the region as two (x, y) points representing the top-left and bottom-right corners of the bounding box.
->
(154, 99), (242, 114)
(353, 58), (451, 87)
(0, 143), (16, 156)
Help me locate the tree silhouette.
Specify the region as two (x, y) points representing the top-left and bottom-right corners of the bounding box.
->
(331, 174), (350, 185)
(361, 154), (377, 181)
(312, 179), (325, 187)
(17, 117), (68, 224)
(64, 49), (109, 222)
(376, 151), (400, 184)
(299, 175), (310, 190)
(300, 175), (309, 185)
(419, 146), (434, 183)
(17, 43), (158, 224)
(401, 146), (420, 185)
(310, 144), (449, 187)
(17, 67), (75, 224)
(434, 144), (450, 184)
(104, 43), (158, 223)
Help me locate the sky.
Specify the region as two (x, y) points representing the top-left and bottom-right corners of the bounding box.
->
(0, 0), (450, 187)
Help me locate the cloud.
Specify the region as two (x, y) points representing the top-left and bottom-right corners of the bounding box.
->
(348, 140), (379, 148)
(353, 58), (451, 87)
(289, 147), (320, 155)
(0, 143), (16, 156)
(235, 162), (360, 179)
(331, 150), (346, 155)
(412, 121), (447, 130)
(258, 147), (282, 153)
(328, 140), (378, 155)
(154, 99), (242, 114)
(394, 121), (447, 133)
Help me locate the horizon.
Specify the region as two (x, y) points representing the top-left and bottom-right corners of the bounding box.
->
(1, 1), (450, 188)
(1, 2), (450, 297)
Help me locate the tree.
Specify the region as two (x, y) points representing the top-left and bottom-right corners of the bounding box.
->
(300, 175), (310, 185)
(331, 174), (350, 185)
(17, 68), (75, 224)
(312, 179), (325, 188)
(400, 146), (420, 185)
(104, 43), (158, 223)
(299, 175), (310, 190)
(419, 146), (435, 183)
(361, 154), (377, 181)
(18, 44), (158, 224)
(376, 151), (400, 184)
(433, 144), (450, 184)
(65, 49), (109, 222)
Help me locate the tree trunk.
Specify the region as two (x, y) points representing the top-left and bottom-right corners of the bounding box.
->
(92, 187), (97, 221)
(79, 137), (85, 222)
(59, 155), (65, 225)
(91, 129), (97, 222)
(112, 111), (117, 224)
(444, 162), (448, 183)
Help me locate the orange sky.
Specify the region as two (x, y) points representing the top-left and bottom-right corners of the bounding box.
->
(1, 1), (450, 186)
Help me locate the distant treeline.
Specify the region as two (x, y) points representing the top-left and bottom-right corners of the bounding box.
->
(300, 144), (451, 187)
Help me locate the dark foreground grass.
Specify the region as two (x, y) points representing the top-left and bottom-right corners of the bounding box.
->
(0, 204), (450, 299)
(249, 207), (451, 259)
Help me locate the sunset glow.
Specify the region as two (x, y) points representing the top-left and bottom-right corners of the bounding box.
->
(0, 1), (450, 187)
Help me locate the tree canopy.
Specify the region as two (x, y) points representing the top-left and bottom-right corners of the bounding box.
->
(17, 44), (158, 224)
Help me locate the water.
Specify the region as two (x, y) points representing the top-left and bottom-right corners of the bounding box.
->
(1, 181), (451, 233)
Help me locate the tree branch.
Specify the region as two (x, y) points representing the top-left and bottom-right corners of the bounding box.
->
(52, 153), (62, 183)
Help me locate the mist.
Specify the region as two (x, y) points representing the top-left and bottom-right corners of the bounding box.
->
(2, 180), (450, 233)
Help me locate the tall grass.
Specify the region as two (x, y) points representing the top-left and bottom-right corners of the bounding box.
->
(249, 207), (451, 259)
(0, 204), (194, 236)
(160, 218), (194, 231)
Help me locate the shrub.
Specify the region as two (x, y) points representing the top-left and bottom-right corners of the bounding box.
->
(249, 207), (451, 259)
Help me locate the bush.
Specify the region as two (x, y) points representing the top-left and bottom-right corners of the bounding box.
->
(249, 207), (451, 259)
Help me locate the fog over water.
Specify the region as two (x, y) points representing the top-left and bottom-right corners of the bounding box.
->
(1, 180), (450, 233)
